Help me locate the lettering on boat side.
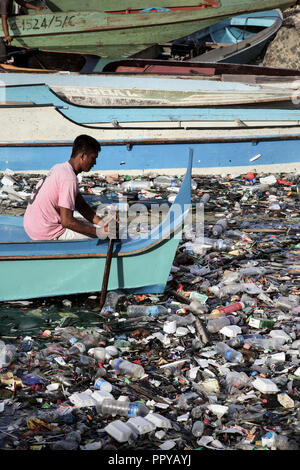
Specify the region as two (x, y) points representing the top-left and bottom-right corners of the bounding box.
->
(9, 14), (77, 32)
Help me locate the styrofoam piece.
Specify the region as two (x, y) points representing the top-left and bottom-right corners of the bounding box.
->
(105, 346), (119, 357)
(163, 320), (177, 334)
(104, 420), (134, 442)
(176, 326), (189, 336)
(252, 377), (279, 394)
(206, 404), (228, 418)
(219, 325), (242, 338)
(127, 416), (156, 435)
(69, 390), (97, 408)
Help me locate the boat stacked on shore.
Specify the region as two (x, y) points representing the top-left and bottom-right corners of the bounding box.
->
(0, 0), (299, 299)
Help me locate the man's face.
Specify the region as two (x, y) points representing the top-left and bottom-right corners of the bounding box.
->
(82, 151), (99, 172)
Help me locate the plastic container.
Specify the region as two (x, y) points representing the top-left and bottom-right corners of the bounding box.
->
(100, 291), (123, 315)
(110, 358), (145, 378)
(227, 334), (265, 348)
(225, 371), (249, 389)
(127, 416), (156, 435)
(98, 398), (149, 418)
(215, 342), (243, 363)
(120, 180), (153, 191)
(0, 344), (16, 368)
(145, 413), (172, 429)
(207, 315), (238, 333)
(200, 193), (210, 204)
(94, 377), (113, 393)
(252, 377), (279, 394)
(127, 305), (170, 318)
(192, 421), (205, 437)
(153, 175), (177, 188)
(212, 219), (227, 236)
(209, 284), (243, 298)
(203, 237), (233, 252)
(104, 420), (134, 443)
(160, 359), (187, 377)
(210, 302), (244, 318)
(88, 347), (106, 361)
(68, 342), (86, 355)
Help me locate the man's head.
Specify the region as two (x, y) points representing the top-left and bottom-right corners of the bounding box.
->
(70, 134), (101, 173)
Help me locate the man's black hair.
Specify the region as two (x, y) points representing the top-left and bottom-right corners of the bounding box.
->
(71, 134), (101, 158)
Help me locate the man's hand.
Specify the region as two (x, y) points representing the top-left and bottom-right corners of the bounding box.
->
(96, 214), (118, 240)
(4, 35), (12, 44)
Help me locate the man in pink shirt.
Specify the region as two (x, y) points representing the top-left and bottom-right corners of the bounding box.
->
(24, 134), (112, 241)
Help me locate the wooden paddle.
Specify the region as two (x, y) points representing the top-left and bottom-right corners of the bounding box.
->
(99, 208), (119, 310)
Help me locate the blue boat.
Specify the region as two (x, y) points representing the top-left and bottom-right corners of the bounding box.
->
(161, 9), (283, 64)
(2, 82), (299, 127)
(0, 152), (192, 301)
(0, 102), (299, 175)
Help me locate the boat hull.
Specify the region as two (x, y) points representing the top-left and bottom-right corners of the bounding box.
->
(0, 235), (180, 300)
(0, 111), (299, 175)
(1, 0), (295, 51)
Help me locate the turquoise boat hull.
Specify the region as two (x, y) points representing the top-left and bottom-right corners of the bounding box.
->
(0, 152), (192, 301)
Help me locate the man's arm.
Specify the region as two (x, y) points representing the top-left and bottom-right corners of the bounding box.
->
(1, 14), (11, 43)
(15, 1), (45, 10)
(59, 206), (98, 238)
(75, 192), (102, 226)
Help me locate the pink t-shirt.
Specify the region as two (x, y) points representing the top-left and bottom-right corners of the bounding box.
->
(23, 161), (79, 240)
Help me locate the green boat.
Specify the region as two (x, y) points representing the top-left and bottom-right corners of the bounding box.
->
(1, 0), (295, 55)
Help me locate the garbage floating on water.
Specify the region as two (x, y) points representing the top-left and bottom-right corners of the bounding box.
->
(0, 166), (299, 451)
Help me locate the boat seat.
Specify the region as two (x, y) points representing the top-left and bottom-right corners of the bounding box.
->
(0, 216), (31, 242)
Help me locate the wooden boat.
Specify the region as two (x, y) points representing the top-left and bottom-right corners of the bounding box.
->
(130, 9), (283, 65)
(0, 0), (295, 54)
(2, 82), (300, 127)
(0, 152), (192, 302)
(0, 103), (299, 175)
(2, 44), (300, 82)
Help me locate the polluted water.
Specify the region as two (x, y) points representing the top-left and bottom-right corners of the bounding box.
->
(0, 166), (299, 452)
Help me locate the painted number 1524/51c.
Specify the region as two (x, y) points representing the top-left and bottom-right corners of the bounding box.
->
(10, 14), (76, 31)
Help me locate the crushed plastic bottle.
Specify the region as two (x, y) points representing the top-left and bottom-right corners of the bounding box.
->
(98, 399), (149, 418)
(215, 342), (243, 363)
(110, 358), (145, 378)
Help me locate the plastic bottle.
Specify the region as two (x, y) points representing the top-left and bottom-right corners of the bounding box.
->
(208, 284), (243, 298)
(225, 371), (249, 389)
(200, 193), (210, 204)
(215, 342), (243, 363)
(202, 237), (233, 252)
(210, 302), (245, 318)
(127, 305), (171, 318)
(153, 175), (176, 188)
(110, 358), (145, 378)
(98, 398), (149, 418)
(227, 334), (265, 348)
(192, 421), (205, 437)
(88, 347), (106, 361)
(68, 342), (86, 355)
(120, 180), (153, 191)
(212, 219), (227, 236)
(207, 315), (238, 333)
(100, 291), (123, 315)
(94, 377), (113, 392)
(0, 344), (16, 369)
(81, 334), (100, 349)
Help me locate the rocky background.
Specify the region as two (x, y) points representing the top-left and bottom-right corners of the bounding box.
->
(263, 4), (300, 69)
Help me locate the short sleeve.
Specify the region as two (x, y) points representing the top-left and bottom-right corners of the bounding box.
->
(57, 177), (78, 211)
(0, 0), (12, 15)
